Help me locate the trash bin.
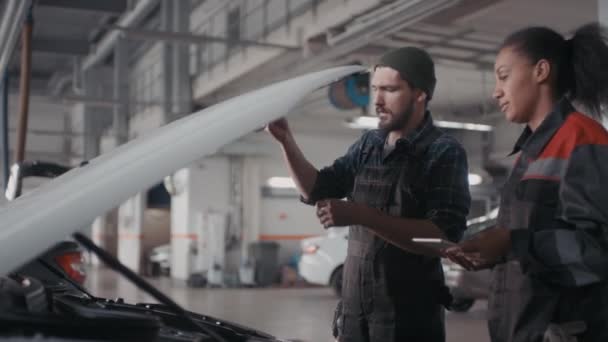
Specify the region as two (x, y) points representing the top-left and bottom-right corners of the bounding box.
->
(248, 241), (280, 287)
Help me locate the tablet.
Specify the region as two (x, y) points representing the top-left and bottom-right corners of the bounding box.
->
(412, 238), (456, 250)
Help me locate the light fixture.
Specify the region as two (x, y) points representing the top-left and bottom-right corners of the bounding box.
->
(345, 116), (493, 132)
(435, 121), (493, 132)
(468, 173), (483, 186)
(346, 116), (379, 129)
(266, 177), (296, 189)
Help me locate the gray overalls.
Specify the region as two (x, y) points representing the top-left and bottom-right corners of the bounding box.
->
(339, 127), (449, 342)
(489, 99), (608, 342)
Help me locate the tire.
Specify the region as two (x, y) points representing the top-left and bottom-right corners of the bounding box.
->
(450, 298), (475, 312)
(330, 265), (344, 297)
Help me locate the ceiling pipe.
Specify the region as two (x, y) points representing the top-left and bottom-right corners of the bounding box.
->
(1, 73), (9, 189)
(82, 0), (160, 71)
(14, 7), (34, 164)
(0, 0), (32, 75)
(0, 0), (18, 54)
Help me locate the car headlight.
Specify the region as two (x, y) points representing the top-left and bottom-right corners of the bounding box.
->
(302, 244), (319, 255)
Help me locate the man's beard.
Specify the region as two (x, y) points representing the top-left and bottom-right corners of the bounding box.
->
(378, 97), (416, 133)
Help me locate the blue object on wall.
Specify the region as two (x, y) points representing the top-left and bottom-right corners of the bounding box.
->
(328, 73), (369, 110)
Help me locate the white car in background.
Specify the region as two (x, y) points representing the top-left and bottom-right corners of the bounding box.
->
(298, 228), (348, 296)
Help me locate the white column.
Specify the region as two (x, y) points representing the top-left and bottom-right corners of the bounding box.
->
(169, 168), (193, 280)
(117, 192), (145, 272)
(170, 158), (231, 281)
(241, 157), (261, 260)
(90, 216), (106, 265)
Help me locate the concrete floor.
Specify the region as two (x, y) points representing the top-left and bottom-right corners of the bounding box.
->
(85, 266), (490, 342)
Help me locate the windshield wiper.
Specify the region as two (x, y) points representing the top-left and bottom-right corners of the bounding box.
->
(72, 232), (227, 342)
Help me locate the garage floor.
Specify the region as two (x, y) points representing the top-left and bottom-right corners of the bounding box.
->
(85, 266), (490, 342)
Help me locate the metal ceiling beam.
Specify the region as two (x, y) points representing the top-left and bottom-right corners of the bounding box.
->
(8, 128), (89, 138)
(37, 0), (128, 13)
(7, 70), (52, 80)
(82, 0), (159, 70)
(420, 28), (475, 48)
(364, 44), (493, 70)
(111, 25), (300, 50)
(388, 32), (495, 55)
(32, 37), (90, 56)
(7, 70), (53, 95)
(327, 0), (460, 46)
(59, 95), (163, 109)
(3, 149), (82, 160)
(0, 0), (32, 77)
(399, 26), (501, 46)
(376, 30), (495, 70)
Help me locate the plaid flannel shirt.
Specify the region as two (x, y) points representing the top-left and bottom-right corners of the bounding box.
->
(303, 112), (471, 243)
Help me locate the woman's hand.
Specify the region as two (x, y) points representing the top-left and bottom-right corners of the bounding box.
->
(444, 227), (511, 270)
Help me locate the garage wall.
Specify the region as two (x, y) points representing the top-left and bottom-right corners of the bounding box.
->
(68, 103), (85, 163)
(7, 94), (69, 160)
(129, 106), (164, 139)
(1, 95), (72, 197)
(129, 43), (164, 118)
(171, 157), (232, 280)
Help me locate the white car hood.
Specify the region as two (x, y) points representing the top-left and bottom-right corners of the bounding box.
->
(0, 65), (365, 275)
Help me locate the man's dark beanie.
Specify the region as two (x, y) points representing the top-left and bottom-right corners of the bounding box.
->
(376, 47), (436, 100)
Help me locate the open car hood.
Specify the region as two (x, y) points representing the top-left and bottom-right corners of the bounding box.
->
(0, 65), (365, 275)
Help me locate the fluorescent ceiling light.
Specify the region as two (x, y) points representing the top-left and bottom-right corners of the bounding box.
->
(468, 173), (483, 186)
(435, 121), (493, 132)
(346, 116), (379, 129)
(266, 177), (296, 189)
(345, 116), (493, 132)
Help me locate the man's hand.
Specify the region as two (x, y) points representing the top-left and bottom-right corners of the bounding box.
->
(266, 118), (292, 144)
(444, 227), (511, 270)
(316, 199), (365, 228)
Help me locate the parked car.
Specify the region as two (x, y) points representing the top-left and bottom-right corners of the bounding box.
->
(298, 209), (498, 313)
(299, 228), (348, 296)
(148, 243), (171, 276)
(0, 66), (364, 341)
